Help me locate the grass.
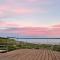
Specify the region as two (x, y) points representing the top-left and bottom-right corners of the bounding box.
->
(0, 37), (60, 52)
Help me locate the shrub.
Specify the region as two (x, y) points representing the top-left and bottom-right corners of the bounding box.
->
(53, 45), (60, 52)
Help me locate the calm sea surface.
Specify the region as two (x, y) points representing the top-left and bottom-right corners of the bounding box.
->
(17, 39), (60, 45)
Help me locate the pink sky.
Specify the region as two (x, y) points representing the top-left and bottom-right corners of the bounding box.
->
(2, 27), (60, 36)
(0, 0), (60, 36)
(0, 21), (60, 36)
(0, 5), (47, 18)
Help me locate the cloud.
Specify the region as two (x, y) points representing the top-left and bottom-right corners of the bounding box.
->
(0, 5), (33, 17)
(0, 0), (48, 18)
(12, 8), (33, 14)
(0, 5), (48, 18)
(19, 0), (48, 3)
(0, 20), (60, 36)
(25, 0), (39, 2)
(47, 24), (60, 36)
(0, 21), (19, 28)
(0, 23), (60, 36)
(29, 0), (47, 2)
(51, 25), (60, 28)
(0, 21), (60, 36)
(0, 27), (48, 35)
(0, 20), (40, 27)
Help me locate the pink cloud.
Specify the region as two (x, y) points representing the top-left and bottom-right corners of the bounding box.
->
(20, 26), (60, 36)
(0, 21), (19, 27)
(0, 0), (48, 17)
(0, 21), (7, 27)
(12, 8), (33, 14)
(0, 5), (34, 17)
(47, 25), (60, 36)
(0, 6), (47, 17)
(0, 21), (60, 36)
(25, 0), (38, 2)
(51, 25), (60, 28)
(5, 0), (48, 3)
(23, 0), (48, 3)
(21, 27), (48, 35)
(2, 27), (48, 35)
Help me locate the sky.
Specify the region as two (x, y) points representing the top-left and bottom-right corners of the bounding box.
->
(0, 0), (60, 27)
(0, 0), (60, 36)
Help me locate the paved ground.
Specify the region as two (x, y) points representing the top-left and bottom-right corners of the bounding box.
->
(0, 49), (60, 60)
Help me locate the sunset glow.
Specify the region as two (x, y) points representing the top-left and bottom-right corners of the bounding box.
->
(0, 0), (60, 36)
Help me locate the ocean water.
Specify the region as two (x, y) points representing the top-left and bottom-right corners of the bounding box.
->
(17, 39), (60, 45)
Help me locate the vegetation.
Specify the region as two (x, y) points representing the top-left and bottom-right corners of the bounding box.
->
(52, 45), (60, 51)
(0, 37), (60, 52)
(0, 37), (16, 51)
(16, 42), (60, 52)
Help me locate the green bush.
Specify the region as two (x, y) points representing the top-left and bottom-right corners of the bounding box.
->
(52, 45), (60, 52)
(7, 45), (17, 51)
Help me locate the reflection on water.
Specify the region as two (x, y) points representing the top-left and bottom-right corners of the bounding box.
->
(17, 39), (60, 45)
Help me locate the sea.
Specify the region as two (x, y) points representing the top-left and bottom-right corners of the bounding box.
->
(16, 39), (60, 45)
